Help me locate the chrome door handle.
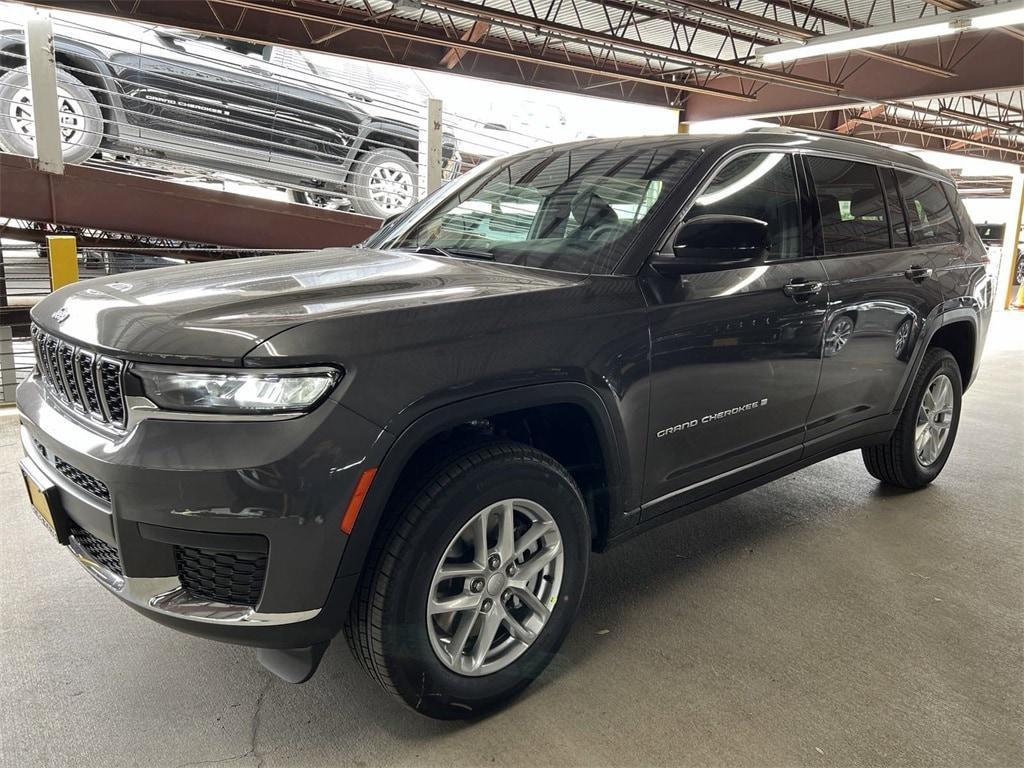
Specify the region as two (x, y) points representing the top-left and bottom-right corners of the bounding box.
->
(905, 266), (933, 282)
(783, 280), (823, 300)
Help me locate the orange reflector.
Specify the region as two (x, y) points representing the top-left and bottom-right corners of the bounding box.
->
(341, 467), (377, 535)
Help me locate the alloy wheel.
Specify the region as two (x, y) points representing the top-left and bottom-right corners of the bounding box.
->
(426, 498), (564, 677)
(367, 161), (414, 214)
(825, 316), (854, 356)
(10, 85), (90, 152)
(915, 373), (954, 466)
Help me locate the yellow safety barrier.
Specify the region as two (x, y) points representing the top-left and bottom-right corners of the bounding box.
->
(47, 236), (79, 291)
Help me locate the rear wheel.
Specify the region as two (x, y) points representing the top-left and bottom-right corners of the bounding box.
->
(349, 147), (417, 218)
(862, 347), (962, 489)
(0, 65), (103, 164)
(345, 442), (590, 719)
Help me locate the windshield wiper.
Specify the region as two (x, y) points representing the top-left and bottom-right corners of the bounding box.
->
(408, 245), (494, 261)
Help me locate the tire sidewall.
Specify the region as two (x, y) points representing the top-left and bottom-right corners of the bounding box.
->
(350, 147), (418, 218)
(901, 351), (963, 485)
(380, 453), (590, 715)
(0, 66), (103, 164)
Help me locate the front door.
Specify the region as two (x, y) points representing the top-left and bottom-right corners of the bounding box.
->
(640, 151), (827, 518)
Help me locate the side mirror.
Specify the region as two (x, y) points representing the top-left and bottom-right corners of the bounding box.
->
(651, 214), (769, 276)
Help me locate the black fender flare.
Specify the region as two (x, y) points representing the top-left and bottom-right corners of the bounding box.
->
(354, 118), (418, 158)
(0, 31), (127, 135)
(892, 307), (980, 414)
(337, 381), (630, 581)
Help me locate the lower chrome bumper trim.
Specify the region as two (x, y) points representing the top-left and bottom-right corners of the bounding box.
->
(68, 534), (321, 625)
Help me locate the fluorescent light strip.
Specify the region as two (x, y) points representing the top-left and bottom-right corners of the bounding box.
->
(758, 1), (1024, 64)
(971, 7), (1024, 29)
(760, 22), (954, 64)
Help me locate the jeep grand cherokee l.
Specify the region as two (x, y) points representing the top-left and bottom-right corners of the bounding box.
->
(0, 18), (459, 217)
(16, 131), (992, 719)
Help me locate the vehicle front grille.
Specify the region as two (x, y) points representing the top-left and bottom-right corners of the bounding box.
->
(54, 456), (111, 503)
(69, 523), (123, 576)
(32, 325), (127, 429)
(174, 546), (268, 608)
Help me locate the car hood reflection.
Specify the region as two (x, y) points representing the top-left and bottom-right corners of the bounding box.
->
(32, 247), (576, 363)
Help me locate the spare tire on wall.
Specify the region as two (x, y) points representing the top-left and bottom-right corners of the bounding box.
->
(0, 65), (104, 164)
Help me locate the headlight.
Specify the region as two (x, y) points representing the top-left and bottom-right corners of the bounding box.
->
(131, 365), (341, 414)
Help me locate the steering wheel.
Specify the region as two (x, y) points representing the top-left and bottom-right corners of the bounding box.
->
(586, 222), (629, 243)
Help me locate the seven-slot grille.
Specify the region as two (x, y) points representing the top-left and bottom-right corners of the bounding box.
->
(32, 324), (127, 428)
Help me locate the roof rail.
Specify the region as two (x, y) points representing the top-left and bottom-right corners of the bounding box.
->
(743, 124), (914, 150)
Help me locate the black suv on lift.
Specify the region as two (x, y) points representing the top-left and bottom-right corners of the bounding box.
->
(16, 131), (992, 719)
(0, 23), (459, 218)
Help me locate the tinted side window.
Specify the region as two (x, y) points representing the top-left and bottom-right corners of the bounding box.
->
(807, 157), (889, 255)
(896, 171), (960, 245)
(881, 167), (910, 247)
(687, 152), (800, 260)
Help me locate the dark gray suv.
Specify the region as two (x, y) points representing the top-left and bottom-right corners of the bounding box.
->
(16, 131), (993, 718)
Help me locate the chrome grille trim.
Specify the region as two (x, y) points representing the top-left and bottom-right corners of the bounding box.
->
(59, 343), (84, 410)
(75, 349), (105, 418)
(32, 324), (127, 431)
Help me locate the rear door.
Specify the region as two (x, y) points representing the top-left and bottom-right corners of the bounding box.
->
(802, 156), (951, 449)
(124, 31), (279, 162)
(640, 150), (828, 517)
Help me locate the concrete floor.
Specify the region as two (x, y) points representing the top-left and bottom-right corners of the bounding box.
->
(1, 314), (1021, 768)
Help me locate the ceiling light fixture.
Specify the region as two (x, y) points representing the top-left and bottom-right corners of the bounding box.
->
(757, 1), (1024, 65)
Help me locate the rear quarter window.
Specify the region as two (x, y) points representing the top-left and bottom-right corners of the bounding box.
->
(896, 171), (960, 245)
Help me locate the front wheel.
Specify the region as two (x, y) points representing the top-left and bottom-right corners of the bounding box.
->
(862, 348), (963, 489)
(0, 65), (103, 164)
(345, 442), (590, 719)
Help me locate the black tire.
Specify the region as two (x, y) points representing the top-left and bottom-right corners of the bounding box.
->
(0, 65), (103, 164)
(349, 147), (417, 218)
(862, 347), (962, 489)
(345, 441), (590, 719)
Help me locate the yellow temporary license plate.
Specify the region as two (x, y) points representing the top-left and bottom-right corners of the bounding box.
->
(20, 458), (63, 541)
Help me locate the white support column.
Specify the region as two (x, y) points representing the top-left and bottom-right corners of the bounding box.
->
(25, 10), (63, 175)
(997, 172), (1024, 309)
(418, 97), (443, 200)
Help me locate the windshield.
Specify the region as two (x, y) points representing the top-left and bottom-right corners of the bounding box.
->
(376, 142), (700, 274)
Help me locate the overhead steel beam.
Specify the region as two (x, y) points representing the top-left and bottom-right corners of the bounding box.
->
(416, 0), (843, 92)
(597, 0), (782, 49)
(853, 117), (1024, 157)
(684, 31), (1024, 120)
(665, 0), (952, 75)
(439, 20), (489, 69)
(0, 152), (380, 249)
(776, 109), (1024, 162)
(938, 107), (1022, 135)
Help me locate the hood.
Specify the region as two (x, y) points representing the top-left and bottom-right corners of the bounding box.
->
(33, 248), (578, 364)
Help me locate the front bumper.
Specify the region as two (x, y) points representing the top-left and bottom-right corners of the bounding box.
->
(16, 371), (388, 648)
